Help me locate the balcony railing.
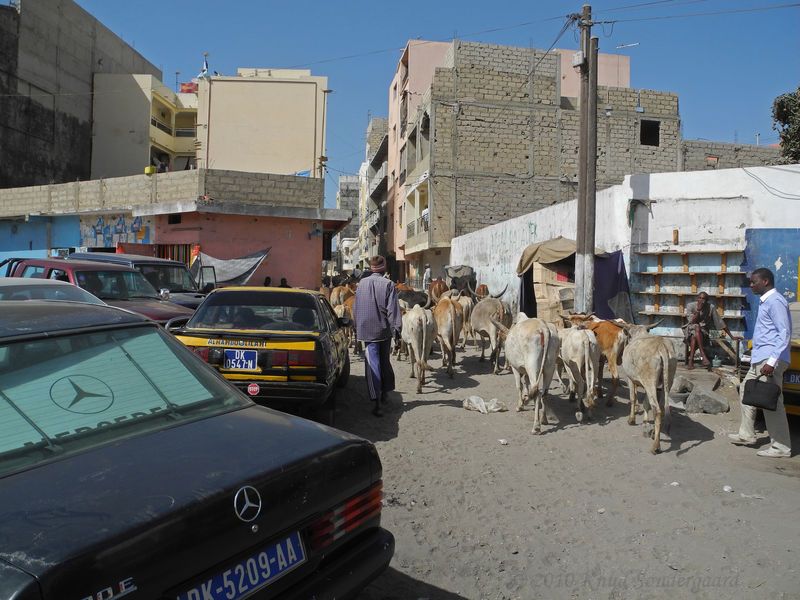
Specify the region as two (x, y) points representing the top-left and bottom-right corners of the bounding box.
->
(405, 215), (428, 240)
(151, 116), (173, 136)
(367, 208), (380, 228)
(175, 127), (196, 137)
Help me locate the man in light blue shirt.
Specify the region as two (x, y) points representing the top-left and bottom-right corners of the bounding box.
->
(729, 268), (792, 457)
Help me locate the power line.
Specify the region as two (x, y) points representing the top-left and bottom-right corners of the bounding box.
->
(594, 2), (800, 24)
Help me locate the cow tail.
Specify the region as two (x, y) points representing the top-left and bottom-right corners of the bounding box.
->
(448, 301), (458, 354)
(658, 344), (672, 419)
(533, 326), (550, 396)
(583, 332), (593, 406)
(419, 315), (432, 370)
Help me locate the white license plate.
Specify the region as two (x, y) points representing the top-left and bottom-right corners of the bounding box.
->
(785, 371), (800, 385)
(224, 349), (258, 371)
(177, 532), (306, 600)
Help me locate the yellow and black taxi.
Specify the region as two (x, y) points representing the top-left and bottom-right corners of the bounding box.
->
(782, 301), (800, 415)
(0, 300), (393, 599)
(168, 286), (350, 414)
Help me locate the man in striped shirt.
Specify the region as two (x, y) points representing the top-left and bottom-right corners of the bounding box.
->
(729, 268), (792, 457)
(354, 255), (402, 417)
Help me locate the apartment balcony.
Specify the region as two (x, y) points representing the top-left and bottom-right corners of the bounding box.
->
(367, 207), (380, 229)
(368, 161), (388, 199)
(150, 119), (196, 154)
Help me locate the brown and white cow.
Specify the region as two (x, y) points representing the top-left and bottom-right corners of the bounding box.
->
(470, 297), (508, 374)
(330, 283), (355, 307)
(401, 305), (438, 393)
(621, 327), (677, 454)
(334, 303), (353, 348)
(457, 293), (477, 349)
(432, 297), (463, 378)
(342, 295), (362, 355)
(566, 313), (631, 405)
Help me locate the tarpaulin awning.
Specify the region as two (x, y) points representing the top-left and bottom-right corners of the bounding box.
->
(516, 236), (607, 276)
(190, 247), (271, 286)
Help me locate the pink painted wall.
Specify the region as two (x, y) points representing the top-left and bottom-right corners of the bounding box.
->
(155, 213), (323, 289)
(556, 49), (630, 98)
(388, 40), (450, 264)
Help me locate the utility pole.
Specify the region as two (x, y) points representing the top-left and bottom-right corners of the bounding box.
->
(583, 34), (598, 314)
(575, 4), (593, 313)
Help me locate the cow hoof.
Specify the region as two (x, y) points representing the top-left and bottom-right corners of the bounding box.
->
(650, 445), (661, 455)
(627, 417), (636, 426)
(575, 411), (583, 423)
(532, 428), (541, 435)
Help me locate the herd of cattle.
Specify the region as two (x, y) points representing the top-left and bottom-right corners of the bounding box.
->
(325, 276), (677, 455)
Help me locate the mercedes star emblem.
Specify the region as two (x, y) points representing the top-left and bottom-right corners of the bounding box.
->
(234, 486), (262, 522)
(50, 375), (114, 414)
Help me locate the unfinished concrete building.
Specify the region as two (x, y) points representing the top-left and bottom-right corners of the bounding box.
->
(397, 40), (781, 278)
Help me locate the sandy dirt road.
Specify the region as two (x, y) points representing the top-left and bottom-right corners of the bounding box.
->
(328, 341), (800, 600)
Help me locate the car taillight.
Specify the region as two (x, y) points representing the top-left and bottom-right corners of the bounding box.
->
(307, 482), (383, 551)
(192, 347), (209, 361)
(288, 350), (316, 366)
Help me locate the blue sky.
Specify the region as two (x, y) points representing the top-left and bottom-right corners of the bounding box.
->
(75, 0), (799, 208)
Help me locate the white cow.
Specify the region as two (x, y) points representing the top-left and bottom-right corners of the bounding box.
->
(494, 316), (555, 434)
(557, 326), (600, 423)
(401, 305), (438, 393)
(621, 327), (677, 454)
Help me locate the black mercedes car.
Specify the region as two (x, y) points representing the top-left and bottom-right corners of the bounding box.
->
(0, 301), (393, 599)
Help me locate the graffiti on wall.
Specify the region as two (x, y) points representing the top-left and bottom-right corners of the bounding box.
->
(79, 214), (151, 248)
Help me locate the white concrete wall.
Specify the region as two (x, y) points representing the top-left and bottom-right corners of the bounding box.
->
(195, 72), (328, 177)
(451, 164), (800, 313)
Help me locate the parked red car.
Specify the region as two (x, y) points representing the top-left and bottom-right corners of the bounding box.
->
(0, 257), (194, 324)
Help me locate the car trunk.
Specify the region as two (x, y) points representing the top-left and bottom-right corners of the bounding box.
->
(0, 405), (381, 599)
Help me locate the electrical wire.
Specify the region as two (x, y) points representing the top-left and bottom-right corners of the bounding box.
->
(742, 168), (800, 200)
(594, 2), (800, 25)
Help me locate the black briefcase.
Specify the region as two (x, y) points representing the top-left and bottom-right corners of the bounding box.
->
(742, 376), (781, 411)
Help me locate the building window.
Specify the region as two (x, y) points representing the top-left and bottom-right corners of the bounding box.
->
(640, 120), (660, 146)
(168, 214), (182, 225)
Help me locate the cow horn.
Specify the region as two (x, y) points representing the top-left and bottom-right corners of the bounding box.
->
(491, 283), (509, 298)
(431, 285), (441, 303)
(646, 318), (663, 331)
(466, 281), (477, 297)
(423, 290), (432, 309)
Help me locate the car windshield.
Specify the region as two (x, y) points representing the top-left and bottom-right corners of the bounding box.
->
(75, 270), (160, 300)
(0, 326), (247, 477)
(0, 284), (104, 305)
(189, 290), (322, 331)
(139, 265), (199, 293)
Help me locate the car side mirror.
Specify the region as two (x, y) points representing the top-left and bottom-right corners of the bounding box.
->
(337, 317), (352, 328)
(165, 315), (191, 333)
(159, 288), (170, 300)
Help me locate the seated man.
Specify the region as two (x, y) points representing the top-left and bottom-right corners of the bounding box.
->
(682, 292), (741, 370)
